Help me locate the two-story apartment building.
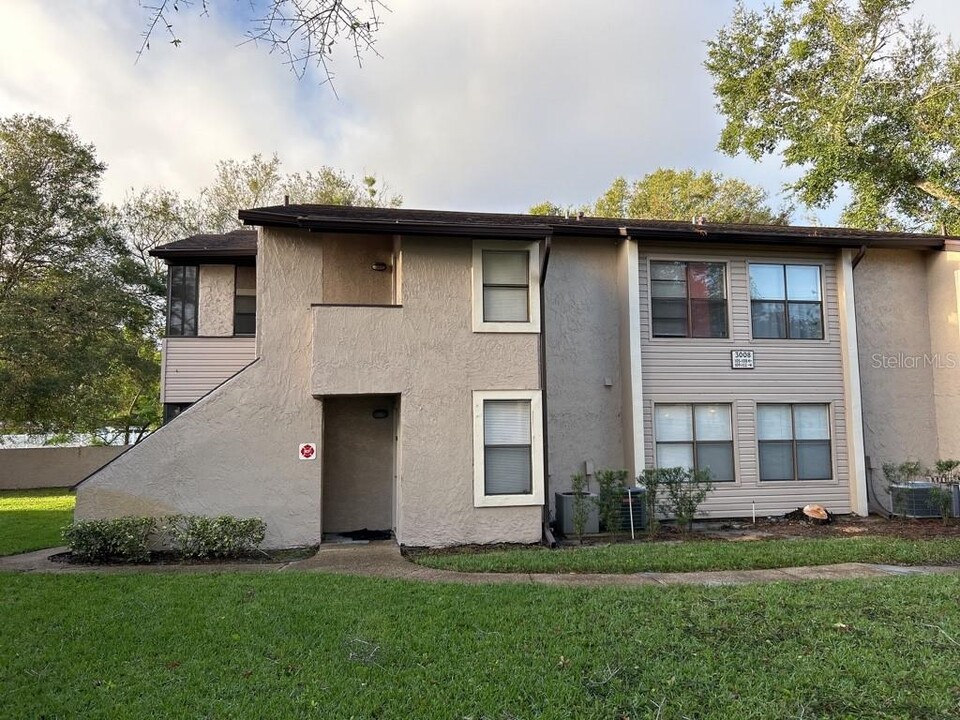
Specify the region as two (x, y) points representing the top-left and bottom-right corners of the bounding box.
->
(74, 206), (960, 547)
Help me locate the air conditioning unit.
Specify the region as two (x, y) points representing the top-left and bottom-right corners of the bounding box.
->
(890, 481), (953, 518)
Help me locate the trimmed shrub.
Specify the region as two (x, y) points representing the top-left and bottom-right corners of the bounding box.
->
(62, 517), (156, 563)
(164, 515), (266, 559)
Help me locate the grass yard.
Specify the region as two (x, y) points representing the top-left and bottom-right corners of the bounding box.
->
(414, 537), (960, 574)
(0, 488), (74, 556)
(2, 572), (959, 719)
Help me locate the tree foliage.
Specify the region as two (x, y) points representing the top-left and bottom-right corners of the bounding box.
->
(138, 0), (387, 87)
(706, 0), (960, 233)
(0, 115), (160, 439)
(116, 153), (401, 258)
(530, 168), (789, 224)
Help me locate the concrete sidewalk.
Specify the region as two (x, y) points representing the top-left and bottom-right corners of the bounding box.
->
(3, 542), (959, 586)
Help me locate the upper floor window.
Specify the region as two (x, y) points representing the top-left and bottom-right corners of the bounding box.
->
(167, 265), (198, 337)
(654, 403), (735, 482)
(650, 261), (728, 338)
(749, 264), (823, 339)
(757, 404), (832, 481)
(234, 266), (256, 336)
(472, 241), (540, 333)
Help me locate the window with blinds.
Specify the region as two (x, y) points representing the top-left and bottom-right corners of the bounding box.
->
(472, 241), (540, 333)
(483, 399), (532, 495)
(482, 250), (529, 322)
(472, 390), (544, 507)
(757, 403), (832, 481)
(654, 403), (735, 482)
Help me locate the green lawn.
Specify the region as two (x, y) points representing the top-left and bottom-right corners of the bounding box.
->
(2, 572), (959, 718)
(415, 537), (960, 574)
(0, 488), (75, 556)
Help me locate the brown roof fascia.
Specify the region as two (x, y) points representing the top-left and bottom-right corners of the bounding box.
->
(239, 209), (553, 239)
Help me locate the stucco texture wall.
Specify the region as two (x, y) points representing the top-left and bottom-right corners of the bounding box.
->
(312, 238), (542, 547)
(0, 446), (127, 490)
(198, 264), (235, 336)
(926, 250), (960, 460)
(854, 249), (939, 472)
(544, 237), (625, 502)
(76, 229), (325, 548)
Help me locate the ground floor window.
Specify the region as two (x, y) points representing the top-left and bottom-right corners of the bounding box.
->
(757, 404), (832, 481)
(654, 403), (735, 482)
(163, 403), (192, 425)
(472, 390), (544, 507)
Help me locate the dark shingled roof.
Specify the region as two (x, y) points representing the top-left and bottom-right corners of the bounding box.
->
(149, 229), (258, 259)
(237, 204), (954, 249)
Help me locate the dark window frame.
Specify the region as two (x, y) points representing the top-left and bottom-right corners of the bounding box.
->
(166, 265), (198, 337)
(481, 249), (530, 323)
(233, 265), (257, 337)
(650, 261), (729, 339)
(163, 402), (193, 425)
(749, 263), (825, 340)
(757, 403), (833, 482)
(483, 398), (533, 496)
(654, 403), (736, 482)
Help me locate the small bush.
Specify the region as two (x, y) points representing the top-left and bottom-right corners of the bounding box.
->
(638, 468), (663, 538)
(595, 469), (628, 537)
(569, 472), (592, 543)
(62, 517), (156, 563)
(935, 459), (960, 475)
(658, 466), (714, 533)
(164, 515), (266, 559)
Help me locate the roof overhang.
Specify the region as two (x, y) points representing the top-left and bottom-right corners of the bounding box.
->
(239, 209), (553, 240)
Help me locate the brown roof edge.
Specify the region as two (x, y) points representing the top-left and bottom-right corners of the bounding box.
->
(238, 209), (556, 239)
(621, 224), (946, 250)
(237, 204), (952, 250)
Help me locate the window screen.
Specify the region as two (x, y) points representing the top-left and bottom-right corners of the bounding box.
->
(650, 261), (728, 338)
(654, 403), (735, 482)
(483, 399), (532, 495)
(757, 404), (831, 481)
(167, 265), (198, 336)
(482, 250), (529, 322)
(750, 264), (823, 339)
(234, 265), (256, 336)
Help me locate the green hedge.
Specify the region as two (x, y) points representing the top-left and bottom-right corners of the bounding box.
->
(62, 514), (266, 563)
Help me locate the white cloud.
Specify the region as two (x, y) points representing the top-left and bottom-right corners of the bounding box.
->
(0, 0), (955, 223)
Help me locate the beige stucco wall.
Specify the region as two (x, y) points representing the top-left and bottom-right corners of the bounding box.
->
(322, 234), (394, 305)
(926, 250), (960, 460)
(198, 264), (235, 336)
(321, 395), (395, 533)
(76, 228), (325, 548)
(312, 237), (542, 547)
(854, 249), (939, 475)
(0, 446), (127, 490)
(543, 237), (625, 502)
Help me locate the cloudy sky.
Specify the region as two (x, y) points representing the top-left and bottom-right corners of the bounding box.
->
(1, 1), (958, 223)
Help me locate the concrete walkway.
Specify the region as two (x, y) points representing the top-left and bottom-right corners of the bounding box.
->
(3, 542), (959, 586)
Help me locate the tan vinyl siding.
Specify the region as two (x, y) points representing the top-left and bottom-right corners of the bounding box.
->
(638, 243), (852, 516)
(161, 336), (257, 403)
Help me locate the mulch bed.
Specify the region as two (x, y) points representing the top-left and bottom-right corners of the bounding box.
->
(48, 546), (318, 566)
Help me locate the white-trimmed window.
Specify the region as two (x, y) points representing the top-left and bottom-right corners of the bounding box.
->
(757, 404), (832, 481)
(472, 241), (540, 332)
(654, 403), (735, 482)
(473, 390), (544, 507)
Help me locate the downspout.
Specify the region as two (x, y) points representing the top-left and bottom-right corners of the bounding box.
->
(849, 245), (886, 514)
(539, 234), (556, 547)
